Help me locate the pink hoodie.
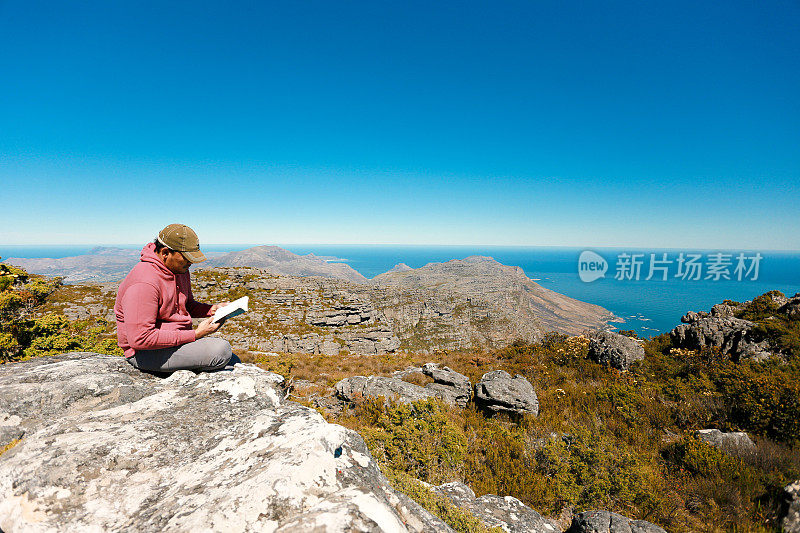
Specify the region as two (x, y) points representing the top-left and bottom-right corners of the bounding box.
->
(114, 243), (212, 357)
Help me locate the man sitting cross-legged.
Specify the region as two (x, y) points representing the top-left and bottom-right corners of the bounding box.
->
(114, 223), (239, 373)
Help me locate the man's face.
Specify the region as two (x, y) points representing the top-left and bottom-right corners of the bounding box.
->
(158, 248), (192, 274)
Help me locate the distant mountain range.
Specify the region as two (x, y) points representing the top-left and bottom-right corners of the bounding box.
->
(2, 247), (142, 283)
(2, 245), (365, 284)
(202, 245), (367, 284)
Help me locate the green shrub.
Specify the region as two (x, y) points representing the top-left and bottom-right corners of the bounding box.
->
(356, 398), (467, 484)
(0, 266), (120, 362)
(660, 436), (800, 529)
(0, 292), (23, 319)
(714, 362), (800, 445)
(737, 291), (785, 321)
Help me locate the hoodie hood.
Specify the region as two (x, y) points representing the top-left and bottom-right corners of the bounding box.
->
(140, 242), (175, 280)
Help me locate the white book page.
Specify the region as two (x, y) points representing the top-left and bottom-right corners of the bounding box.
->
(211, 295), (249, 323)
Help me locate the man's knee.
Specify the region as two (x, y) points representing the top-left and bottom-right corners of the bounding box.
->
(204, 337), (232, 369)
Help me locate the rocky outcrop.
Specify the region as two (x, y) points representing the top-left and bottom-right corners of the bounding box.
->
(783, 480), (800, 533)
(194, 268), (402, 356)
(670, 313), (770, 362)
(780, 295), (800, 318)
(567, 510), (666, 533)
(667, 292), (800, 362)
(335, 366), (472, 409)
(696, 429), (755, 452)
(431, 481), (559, 532)
(587, 331), (645, 371)
(0, 353), (450, 532)
(474, 370), (539, 416)
(387, 263), (414, 273)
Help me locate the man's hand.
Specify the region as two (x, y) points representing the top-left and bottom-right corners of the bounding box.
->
(195, 316), (221, 339)
(209, 301), (231, 316)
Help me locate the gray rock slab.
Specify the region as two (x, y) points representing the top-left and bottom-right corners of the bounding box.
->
(0, 353), (451, 532)
(422, 363), (471, 407)
(474, 370), (539, 416)
(336, 375), (442, 405)
(336, 373), (471, 409)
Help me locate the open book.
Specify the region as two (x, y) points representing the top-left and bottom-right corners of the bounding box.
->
(211, 296), (249, 325)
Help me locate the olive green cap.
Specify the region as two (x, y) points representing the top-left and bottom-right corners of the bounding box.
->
(157, 224), (207, 263)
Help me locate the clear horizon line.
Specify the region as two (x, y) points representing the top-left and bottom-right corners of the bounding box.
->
(2, 242), (800, 253)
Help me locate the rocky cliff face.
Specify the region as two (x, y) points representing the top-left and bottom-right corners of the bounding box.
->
(196, 259), (615, 355)
(192, 268), (401, 356)
(371, 256), (615, 349)
(0, 353), (449, 532)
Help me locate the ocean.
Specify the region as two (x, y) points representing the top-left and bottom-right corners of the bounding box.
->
(3, 244), (799, 338)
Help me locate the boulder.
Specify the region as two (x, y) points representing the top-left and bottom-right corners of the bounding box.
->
(0, 353), (450, 532)
(422, 363), (472, 407)
(782, 480), (800, 533)
(474, 370), (539, 416)
(567, 510), (666, 533)
(392, 366), (424, 379)
(587, 331), (645, 371)
(696, 429), (755, 452)
(432, 481), (559, 532)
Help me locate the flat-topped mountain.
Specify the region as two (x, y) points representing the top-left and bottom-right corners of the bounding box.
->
(38, 260), (615, 355)
(203, 245), (367, 283)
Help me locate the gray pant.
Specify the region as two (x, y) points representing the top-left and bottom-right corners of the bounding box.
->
(127, 337), (235, 373)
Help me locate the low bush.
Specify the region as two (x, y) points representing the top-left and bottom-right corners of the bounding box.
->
(0, 264), (121, 362)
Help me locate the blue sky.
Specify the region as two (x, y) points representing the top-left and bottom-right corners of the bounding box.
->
(1, 1), (798, 248)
